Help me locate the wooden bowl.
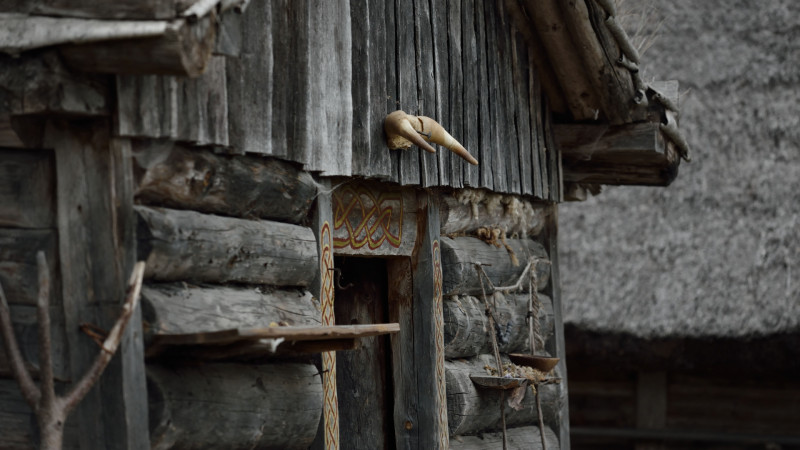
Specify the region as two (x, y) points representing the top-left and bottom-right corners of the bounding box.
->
(508, 353), (560, 373)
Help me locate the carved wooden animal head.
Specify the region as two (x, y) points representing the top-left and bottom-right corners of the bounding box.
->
(384, 110), (479, 165)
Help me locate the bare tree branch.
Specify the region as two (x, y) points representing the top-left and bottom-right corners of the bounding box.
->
(64, 261), (145, 414)
(0, 258), (41, 409)
(36, 252), (56, 412)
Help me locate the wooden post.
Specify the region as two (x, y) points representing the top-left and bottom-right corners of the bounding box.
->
(311, 178), (339, 450)
(47, 121), (149, 449)
(540, 204), (569, 449)
(412, 191), (449, 449)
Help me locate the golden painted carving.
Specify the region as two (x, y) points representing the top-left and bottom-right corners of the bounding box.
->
(384, 110), (479, 165)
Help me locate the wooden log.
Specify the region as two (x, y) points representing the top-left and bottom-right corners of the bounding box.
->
(443, 293), (554, 359)
(133, 144), (316, 223)
(18, 0), (177, 19)
(440, 236), (550, 296)
(438, 190), (547, 238)
(445, 354), (563, 436)
(147, 363), (323, 450)
(523, 0), (599, 121)
(136, 206), (318, 286)
(141, 283), (321, 339)
(451, 425), (559, 450)
(59, 15), (216, 77)
(0, 149), (55, 228)
(556, 122), (680, 186)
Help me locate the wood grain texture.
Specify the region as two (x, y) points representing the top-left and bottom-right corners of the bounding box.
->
(440, 236), (550, 296)
(395, 0), (420, 185)
(47, 122), (149, 449)
(0, 303), (69, 382)
(447, 0), (464, 188)
(116, 55), (228, 146)
(226, 0), (272, 155)
(133, 143), (316, 223)
(460, 0), (480, 187)
(484, 0), (506, 192)
(443, 293), (554, 359)
(451, 425), (559, 450)
(445, 354), (563, 436)
(475, 0), (493, 189)
(136, 206), (318, 286)
(511, 26), (534, 196)
(430, 0), (450, 187)
(388, 256), (418, 449)
(141, 283), (321, 338)
(0, 149), (55, 228)
(0, 229), (58, 306)
(148, 363), (323, 450)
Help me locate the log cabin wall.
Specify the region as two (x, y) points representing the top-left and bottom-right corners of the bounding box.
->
(0, 1), (568, 449)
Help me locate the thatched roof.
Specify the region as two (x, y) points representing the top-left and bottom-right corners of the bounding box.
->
(562, 0), (800, 339)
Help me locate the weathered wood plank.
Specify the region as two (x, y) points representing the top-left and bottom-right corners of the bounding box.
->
(446, 354), (562, 436)
(214, 6), (243, 57)
(484, 0), (507, 193)
(388, 256), (419, 449)
(414, 0), (438, 187)
(332, 183), (418, 256)
(544, 99), (563, 202)
(530, 53), (547, 198)
(444, 293), (554, 359)
(556, 122), (679, 186)
(136, 206), (318, 286)
(116, 55), (228, 146)
(226, 0), (272, 155)
(335, 257), (392, 449)
(496, 0), (521, 194)
(304, 0), (353, 175)
(460, 0), (480, 187)
(148, 363), (323, 450)
(47, 122), (149, 449)
(451, 425), (559, 450)
(511, 26), (534, 196)
(447, 0), (464, 188)
(0, 149), (54, 228)
(141, 283), (320, 339)
(412, 192), (449, 448)
(438, 190), (547, 238)
(350, 0), (373, 177)
(60, 15), (216, 77)
(366, 0), (393, 179)
(475, 0), (493, 189)
(431, 0), (450, 187)
(440, 236), (550, 296)
(384, 0), (400, 182)
(133, 143), (316, 223)
(395, 0), (420, 185)
(269, 0), (306, 160)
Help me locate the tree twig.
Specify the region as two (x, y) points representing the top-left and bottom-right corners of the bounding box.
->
(0, 251), (146, 448)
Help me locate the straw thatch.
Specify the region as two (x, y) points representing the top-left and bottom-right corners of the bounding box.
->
(561, 0), (800, 339)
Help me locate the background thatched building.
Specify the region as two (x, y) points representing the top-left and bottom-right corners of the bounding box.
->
(562, 1), (800, 448)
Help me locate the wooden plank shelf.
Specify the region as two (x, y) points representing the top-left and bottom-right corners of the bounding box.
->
(470, 375), (529, 390)
(146, 323), (401, 358)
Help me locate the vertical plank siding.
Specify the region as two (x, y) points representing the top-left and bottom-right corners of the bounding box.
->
(112, 1), (559, 199)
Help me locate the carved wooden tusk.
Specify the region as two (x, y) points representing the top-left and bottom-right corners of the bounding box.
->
(384, 110), (479, 165)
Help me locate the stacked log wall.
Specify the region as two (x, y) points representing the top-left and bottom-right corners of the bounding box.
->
(438, 199), (566, 448)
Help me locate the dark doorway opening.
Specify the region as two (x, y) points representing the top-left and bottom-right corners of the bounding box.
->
(333, 256), (395, 449)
